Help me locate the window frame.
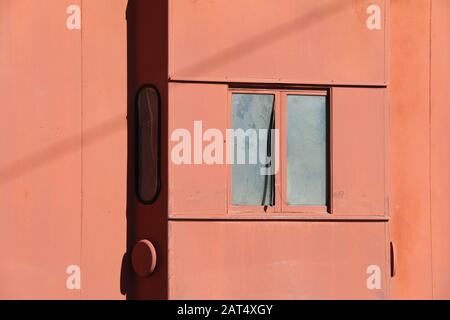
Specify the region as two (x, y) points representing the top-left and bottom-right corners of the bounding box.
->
(280, 90), (330, 214)
(227, 89), (281, 214)
(227, 88), (330, 215)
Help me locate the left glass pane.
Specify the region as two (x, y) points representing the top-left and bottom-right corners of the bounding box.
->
(137, 86), (160, 203)
(232, 93), (275, 206)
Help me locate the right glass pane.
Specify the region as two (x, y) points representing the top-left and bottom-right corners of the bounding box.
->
(286, 95), (327, 206)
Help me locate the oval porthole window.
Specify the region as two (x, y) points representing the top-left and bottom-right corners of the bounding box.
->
(136, 85), (160, 204)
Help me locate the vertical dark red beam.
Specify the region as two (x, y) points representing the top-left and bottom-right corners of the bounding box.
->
(125, 0), (168, 299)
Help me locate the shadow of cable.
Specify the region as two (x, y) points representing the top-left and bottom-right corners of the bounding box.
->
(174, 0), (347, 77)
(0, 115), (126, 185)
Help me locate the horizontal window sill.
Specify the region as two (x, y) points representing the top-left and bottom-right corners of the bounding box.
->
(168, 213), (388, 222)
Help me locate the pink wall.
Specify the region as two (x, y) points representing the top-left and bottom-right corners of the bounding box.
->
(169, 221), (389, 300)
(430, 0), (450, 300)
(0, 0), (127, 299)
(169, 0), (388, 85)
(389, 0), (450, 299)
(1, 0), (450, 299)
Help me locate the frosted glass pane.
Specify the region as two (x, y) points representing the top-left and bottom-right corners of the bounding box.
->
(232, 94), (275, 206)
(286, 95), (327, 206)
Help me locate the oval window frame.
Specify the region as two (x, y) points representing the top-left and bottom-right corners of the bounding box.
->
(135, 84), (161, 205)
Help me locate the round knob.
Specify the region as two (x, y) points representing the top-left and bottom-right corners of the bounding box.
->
(131, 239), (157, 277)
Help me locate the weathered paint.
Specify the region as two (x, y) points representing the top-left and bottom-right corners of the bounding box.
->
(0, 0), (127, 299)
(389, 0), (433, 299)
(0, 0), (83, 300)
(332, 87), (386, 216)
(169, 83), (229, 217)
(0, 0), (450, 300)
(125, 0), (169, 300)
(169, 221), (389, 300)
(430, 0), (450, 300)
(169, 0), (388, 85)
(81, 0), (127, 300)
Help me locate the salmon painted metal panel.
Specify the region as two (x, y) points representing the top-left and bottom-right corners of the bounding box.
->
(0, 0), (82, 299)
(169, 83), (229, 216)
(169, 0), (388, 85)
(430, 0), (450, 300)
(169, 221), (389, 300)
(80, 0), (127, 300)
(2, 0), (450, 300)
(332, 88), (386, 216)
(0, 0), (128, 300)
(389, 0), (433, 299)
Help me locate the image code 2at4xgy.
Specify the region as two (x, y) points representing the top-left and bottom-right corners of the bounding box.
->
(177, 304), (274, 318)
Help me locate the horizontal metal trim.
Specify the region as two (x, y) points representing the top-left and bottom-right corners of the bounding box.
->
(168, 78), (388, 89)
(169, 214), (389, 223)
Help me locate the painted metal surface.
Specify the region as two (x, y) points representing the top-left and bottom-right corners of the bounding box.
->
(131, 240), (157, 278)
(169, 83), (228, 217)
(80, 0), (127, 300)
(0, 0), (127, 299)
(169, 221), (389, 300)
(125, 0), (169, 300)
(0, 0), (450, 300)
(169, 0), (388, 85)
(0, 0), (83, 299)
(332, 87), (386, 216)
(389, 0), (433, 299)
(430, 0), (450, 300)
